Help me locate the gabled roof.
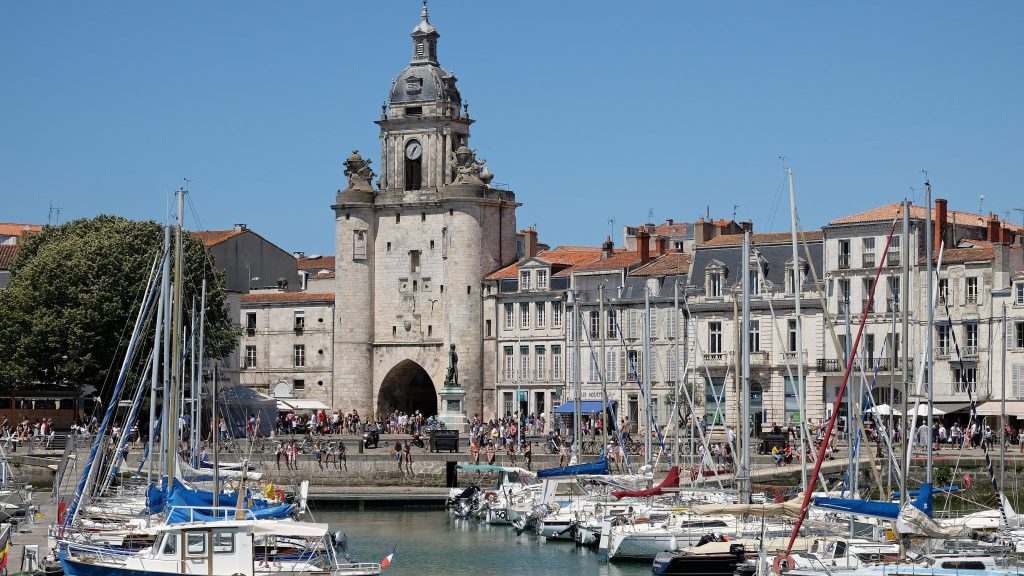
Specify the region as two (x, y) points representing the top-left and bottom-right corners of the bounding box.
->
(241, 292), (335, 304)
(922, 239), (995, 265)
(485, 246), (603, 280)
(0, 223), (42, 238)
(297, 255), (335, 271)
(571, 249), (642, 273)
(630, 252), (690, 277)
(0, 244), (18, 270)
(191, 229), (244, 247)
(702, 231), (824, 247)
(830, 203), (1023, 232)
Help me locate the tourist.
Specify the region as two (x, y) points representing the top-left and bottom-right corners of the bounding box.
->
(275, 442), (285, 470)
(558, 441), (569, 467)
(324, 441), (336, 468)
(315, 441), (324, 470)
(337, 439), (348, 471)
(470, 439), (480, 465)
(938, 423), (947, 449)
(403, 441), (413, 474)
(391, 441), (403, 471)
(506, 441), (517, 467)
(771, 445), (782, 466)
(524, 442), (533, 471)
(486, 442), (496, 465)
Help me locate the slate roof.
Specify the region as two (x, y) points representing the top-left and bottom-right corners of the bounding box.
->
(630, 252), (691, 277)
(241, 292), (335, 304)
(485, 246), (603, 280)
(702, 231), (824, 247)
(690, 234), (824, 291)
(0, 244), (18, 269)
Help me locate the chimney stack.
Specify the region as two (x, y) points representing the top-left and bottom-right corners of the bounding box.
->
(987, 214), (1002, 243)
(601, 236), (614, 259)
(656, 236), (668, 256)
(523, 227), (539, 259)
(636, 229), (651, 264)
(933, 199), (947, 249)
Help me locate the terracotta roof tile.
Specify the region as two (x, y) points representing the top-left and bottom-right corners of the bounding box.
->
(652, 222), (689, 237)
(241, 292), (335, 304)
(191, 229), (244, 247)
(313, 271), (336, 279)
(297, 255), (335, 271)
(919, 240), (995, 265)
(0, 244), (18, 269)
(485, 246), (603, 280)
(571, 249), (642, 272)
(630, 252), (691, 277)
(701, 231), (823, 247)
(0, 223), (41, 238)
(830, 203), (1024, 232)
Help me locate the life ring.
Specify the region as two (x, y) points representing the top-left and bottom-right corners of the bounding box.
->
(773, 552), (796, 574)
(275, 488), (286, 502)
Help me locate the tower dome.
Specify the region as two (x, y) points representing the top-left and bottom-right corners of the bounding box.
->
(388, 1), (461, 108)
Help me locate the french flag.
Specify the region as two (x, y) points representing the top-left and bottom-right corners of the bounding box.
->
(381, 543), (398, 569)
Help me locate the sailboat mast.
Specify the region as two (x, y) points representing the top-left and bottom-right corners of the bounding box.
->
(643, 287), (652, 467)
(900, 200), (910, 509)
(167, 187), (185, 489)
(1000, 303), (1007, 489)
(599, 283), (608, 454)
(212, 362), (220, 508)
(673, 279), (681, 469)
(739, 231), (752, 504)
(198, 279), (206, 462)
(573, 293), (582, 461)
(925, 180), (934, 481)
(149, 225), (168, 484)
(786, 167), (807, 491)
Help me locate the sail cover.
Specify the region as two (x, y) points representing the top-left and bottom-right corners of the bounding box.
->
(537, 457), (609, 478)
(611, 466), (680, 499)
(813, 482), (934, 520)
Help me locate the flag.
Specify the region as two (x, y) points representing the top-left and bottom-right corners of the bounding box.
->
(380, 542), (398, 568)
(0, 524), (10, 570)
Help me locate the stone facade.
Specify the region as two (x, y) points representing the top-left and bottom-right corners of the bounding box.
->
(332, 6), (518, 423)
(239, 292), (335, 407)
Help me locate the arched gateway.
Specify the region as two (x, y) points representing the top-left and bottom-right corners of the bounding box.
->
(377, 360), (438, 416)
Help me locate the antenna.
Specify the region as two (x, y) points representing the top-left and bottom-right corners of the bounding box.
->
(732, 204), (740, 221)
(47, 202), (62, 226)
(608, 217), (616, 240)
(979, 194), (985, 214)
(647, 208), (654, 224)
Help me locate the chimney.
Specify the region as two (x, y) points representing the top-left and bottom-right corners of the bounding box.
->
(666, 218), (674, 226)
(656, 236), (668, 256)
(293, 251), (305, 259)
(234, 223), (247, 232)
(694, 218), (708, 245)
(933, 199), (947, 249)
(523, 227), (539, 259)
(636, 229), (651, 264)
(601, 236), (614, 259)
(987, 214), (1002, 243)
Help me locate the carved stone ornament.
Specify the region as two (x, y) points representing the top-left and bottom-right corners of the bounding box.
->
(453, 145), (486, 186)
(343, 150), (376, 192)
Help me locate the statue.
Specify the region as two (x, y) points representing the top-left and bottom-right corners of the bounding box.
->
(453, 145), (485, 186)
(343, 150), (375, 191)
(444, 343), (459, 387)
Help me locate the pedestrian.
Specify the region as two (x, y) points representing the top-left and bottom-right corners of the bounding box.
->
(337, 439), (348, 471)
(391, 441), (403, 471)
(315, 441), (324, 470)
(470, 439), (480, 465)
(524, 442), (533, 471)
(486, 442), (496, 465)
(403, 441), (413, 474)
(558, 441), (569, 467)
(275, 442), (284, 470)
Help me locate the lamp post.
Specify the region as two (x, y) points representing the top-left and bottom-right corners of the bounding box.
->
(247, 263), (259, 291)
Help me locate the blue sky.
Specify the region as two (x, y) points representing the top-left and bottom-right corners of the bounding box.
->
(2, 2), (1021, 255)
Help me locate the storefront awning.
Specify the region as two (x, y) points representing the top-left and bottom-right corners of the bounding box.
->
(277, 398), (331, 411)
(974, 401), (1024, 417)
(553, 400), (617, 414)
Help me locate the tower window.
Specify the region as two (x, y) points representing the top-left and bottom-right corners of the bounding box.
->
(428, 325), (433, 337)
(406, 106), (422, 116)
(410, 250), (421, 273)
(416, 41), (424, 57)
(467, 285), (471, 294)
(430, 240), (435, 250)
(421, 212), (426, 221)
(405, 157), (422, 190)
(396, 213), (401, 223)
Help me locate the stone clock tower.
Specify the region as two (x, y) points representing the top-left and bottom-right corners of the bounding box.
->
(332, 2), (518, 424)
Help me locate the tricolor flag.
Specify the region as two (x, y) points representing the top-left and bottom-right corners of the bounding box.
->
(0, 523), (10, 570)
(380, 542), (398, 569)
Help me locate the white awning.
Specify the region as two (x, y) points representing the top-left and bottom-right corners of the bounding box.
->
(975, 401), (1024, 416)
(279, 398), (331, 411)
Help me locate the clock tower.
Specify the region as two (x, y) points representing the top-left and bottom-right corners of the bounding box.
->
(332, 2), (518, 424)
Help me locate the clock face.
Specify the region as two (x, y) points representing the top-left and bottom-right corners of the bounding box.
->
(405, 140), (422, 160)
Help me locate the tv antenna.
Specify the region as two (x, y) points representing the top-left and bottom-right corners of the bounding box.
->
(47, 202), (62, 226)
(732, 204), (740, 221)
(978, 194), (985, 214)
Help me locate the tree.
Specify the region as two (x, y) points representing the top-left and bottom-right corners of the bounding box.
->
(0, 215), (238, 404)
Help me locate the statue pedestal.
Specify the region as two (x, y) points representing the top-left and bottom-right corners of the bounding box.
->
(438, 386), (468, 432)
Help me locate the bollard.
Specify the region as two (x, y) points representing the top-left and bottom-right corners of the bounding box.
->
(358, 439), (363, 454)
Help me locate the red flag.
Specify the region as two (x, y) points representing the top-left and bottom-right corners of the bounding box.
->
(380, 543), (398, 569)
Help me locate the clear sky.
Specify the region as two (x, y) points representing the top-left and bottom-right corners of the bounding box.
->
(2, 1), (1021, 255)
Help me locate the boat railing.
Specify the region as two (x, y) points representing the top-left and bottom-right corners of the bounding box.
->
(333, 561), (384, 575)
(61, 540), (138, 562)
(167, 505), (258, 522)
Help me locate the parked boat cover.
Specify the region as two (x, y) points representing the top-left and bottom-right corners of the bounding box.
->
(536, 457), (609, 478)
(813, 482), (933, 520)
(691, 495), (805, 518)
(611, 466), (680, 499)
(166, 503), (293, 524)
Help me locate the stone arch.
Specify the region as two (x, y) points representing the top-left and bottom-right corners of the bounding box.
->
(377, 359), (438, 417)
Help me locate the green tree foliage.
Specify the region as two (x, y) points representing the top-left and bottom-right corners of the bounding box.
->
(0, 215), (238, 398)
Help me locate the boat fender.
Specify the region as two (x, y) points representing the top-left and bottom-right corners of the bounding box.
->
(773, 553), (795, 574)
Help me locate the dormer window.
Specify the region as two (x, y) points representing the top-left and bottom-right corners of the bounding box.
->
(1016, 281), (1024, 305)
(520, 271), (532, 290)
(785, 258), (807, 294)
(705, 260), (727, 297)
(708, 272), (723, 297)
(537, 269), (548, 289)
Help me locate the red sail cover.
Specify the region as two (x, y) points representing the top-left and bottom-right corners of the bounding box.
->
(612, 466), (680, 499)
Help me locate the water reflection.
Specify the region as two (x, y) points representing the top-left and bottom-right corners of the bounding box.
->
(311, 508), (648, 576)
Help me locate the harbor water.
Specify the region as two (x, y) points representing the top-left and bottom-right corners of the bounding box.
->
(312, 508), (649, 576)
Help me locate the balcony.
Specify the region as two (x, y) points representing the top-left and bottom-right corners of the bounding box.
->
(246, 328), (256, 337)
(838, 254), (850, 270)
(936, 346), (950, 358)
(862, 255), (876, 269)
(887, 253), (900, 267)
(815, 356), (912, 373)
(781, 350), (808, 365)
(966, 293), (978, 305)
(862, 299), (874, 313)
(750, 351), (770, 365)
(703, 352), (728, 365)
(963, 345), (979, 357)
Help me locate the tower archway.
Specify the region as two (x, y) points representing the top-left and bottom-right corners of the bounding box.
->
(377, 360), (438, 416)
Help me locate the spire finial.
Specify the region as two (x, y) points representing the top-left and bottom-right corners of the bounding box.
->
(421, 0), (429, 23)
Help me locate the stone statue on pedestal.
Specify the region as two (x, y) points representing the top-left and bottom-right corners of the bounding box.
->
(444, 343), (459, 387)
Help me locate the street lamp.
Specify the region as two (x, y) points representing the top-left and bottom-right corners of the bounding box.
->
(246, 263), (260, 291)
